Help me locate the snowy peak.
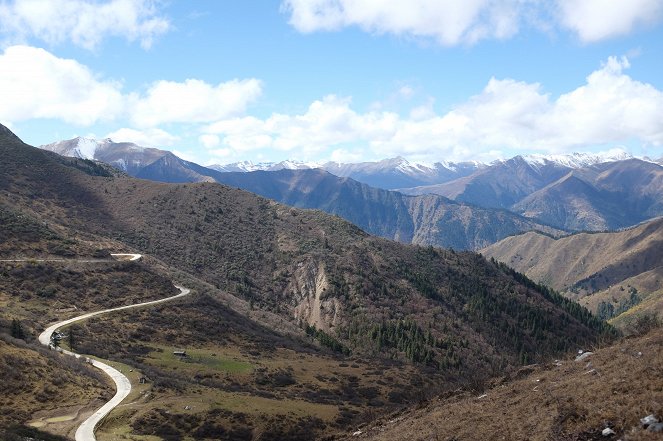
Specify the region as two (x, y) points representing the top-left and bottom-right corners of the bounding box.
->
(39, 137), (169, 175)
(519, 149), (634, 169)
(41, 136), (107, 160)
(209, 160), (321, 173)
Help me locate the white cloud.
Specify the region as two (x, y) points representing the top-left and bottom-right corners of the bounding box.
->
(281, 0), (663, 45)
(329, 148), (365, 163)
(0, 0), (170, 50)
(0, 45), (262, 131)
(130, 78), (263, 127)
(282, 0), (523, 46)
(106, 127), (178, 147)
(172, 149), (198, 162)
(203, 57), (663, 162)
(0, 45), (124, 124)
(199, 134), (220, 148)
(205, 95), (400, 156)
(556, 0), (663, 43)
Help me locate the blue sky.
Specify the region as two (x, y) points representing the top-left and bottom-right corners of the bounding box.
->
(1, 0), (663, 165)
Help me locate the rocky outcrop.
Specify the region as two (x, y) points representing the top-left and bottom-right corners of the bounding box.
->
(290, 260), (343, 332)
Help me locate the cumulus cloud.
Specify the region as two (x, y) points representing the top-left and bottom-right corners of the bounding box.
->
(556, 0), (663, 43)
(130, 78), (263, 127)
(106, 127), (178, 147)
(329, 148), (365, 163)
(0, 45), (124, 124)
(281, 0), (663, 45)
(203, 57), (663, 162)
(199, 134), (221, 149)
(204, 95), (400, 156)
(0, 45), (263, 130)
(0, 0), (170, 49)
(282, 0), (524, 46)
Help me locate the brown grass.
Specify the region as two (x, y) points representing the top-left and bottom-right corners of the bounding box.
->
(351, 327), (663, 441)
(0, 334), (109, 438)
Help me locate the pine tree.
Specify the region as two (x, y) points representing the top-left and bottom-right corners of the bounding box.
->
(68, 326), (76, 351)
(10, 318), (25, 340)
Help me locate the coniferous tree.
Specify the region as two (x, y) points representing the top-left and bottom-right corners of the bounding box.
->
(10, 318), (25, 340)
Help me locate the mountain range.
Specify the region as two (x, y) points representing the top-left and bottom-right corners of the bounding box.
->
(41, 137), (663, 234)
(41, 137), (562, 250)
(1, 123), (615, 439)
(399, 154), (663, 230)
(211, 156), (483, 190)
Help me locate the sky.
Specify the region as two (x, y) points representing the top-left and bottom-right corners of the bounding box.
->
(1, 0), (663, 166)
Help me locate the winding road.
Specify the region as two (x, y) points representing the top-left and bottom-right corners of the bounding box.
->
(37, 253), (190, 441)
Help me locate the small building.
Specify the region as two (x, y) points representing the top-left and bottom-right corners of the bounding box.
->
(173, 350), (187, 357)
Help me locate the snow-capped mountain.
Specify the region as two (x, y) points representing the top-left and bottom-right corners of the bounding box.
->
(321, 156), (484, 189)
(38, 133), (663, 232)
(41, 137), (169, 176)
(211, 156), (484, 190)
(517, 149), (634, 169)
(209, 160), (321, 173)
(41, 137), (109, 160)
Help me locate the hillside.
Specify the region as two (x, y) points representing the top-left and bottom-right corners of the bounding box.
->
(2, 124), (614, 439)
(39, 137), (663, 233)
(482, 217), (663, 328)
(513, 160), (663, 230)
(210, 168), (564, 250)
(0, 335), (109, 441)
(349, 326), (663, 441)
(512, 173), (626, 231)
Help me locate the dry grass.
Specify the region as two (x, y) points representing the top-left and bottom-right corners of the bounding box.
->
(352, 327), (663, 441)
(0, 335), (109, 438)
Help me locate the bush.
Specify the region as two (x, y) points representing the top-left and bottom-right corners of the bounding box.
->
(626, 313), (661, 336)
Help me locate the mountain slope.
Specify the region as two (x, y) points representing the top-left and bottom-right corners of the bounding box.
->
(352, 326), (663, 441)
(212, 168), (564, 250)
(135, 152), (218, 183)
(513, 159), (663, 230)
(3, 123), (611, 371)
(512, 173), (625, 231)
(482, 217), (663, 326)
(400, 155), (573, 208)
(37, 137), (563, 250)
(1, 124), (617, 439)
(402, 155), (663, 231)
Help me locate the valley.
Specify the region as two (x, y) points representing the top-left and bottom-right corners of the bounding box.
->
(3, 3), (663, 440)
(0, 125), (625, 440)
(483, 217), (663, 330)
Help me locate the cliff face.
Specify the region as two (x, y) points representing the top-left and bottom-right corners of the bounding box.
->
(291, 260), (343, 332)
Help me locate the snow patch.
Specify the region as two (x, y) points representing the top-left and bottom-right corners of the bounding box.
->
(521, 149), (634, 169)
(73, 137), (100, 160)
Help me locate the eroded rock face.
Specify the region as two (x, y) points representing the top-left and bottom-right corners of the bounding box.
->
(290, 260), (343, 332)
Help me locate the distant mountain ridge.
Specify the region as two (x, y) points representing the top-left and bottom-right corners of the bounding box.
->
(210, 156), (484, 189)
(39, 137), (663, 232)
(38, 137), (565, 250)
(211, 168), (564, 250)
(400, 153), (663, 231)
(482, 217), (663, 328)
